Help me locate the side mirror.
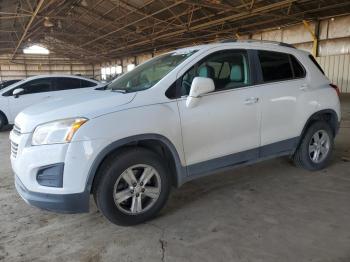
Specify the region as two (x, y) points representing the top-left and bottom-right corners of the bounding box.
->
(12, 88), (24, 98)
(186, 77), (215, 108)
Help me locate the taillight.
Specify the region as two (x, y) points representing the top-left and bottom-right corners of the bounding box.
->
(330, 84), (340, 97)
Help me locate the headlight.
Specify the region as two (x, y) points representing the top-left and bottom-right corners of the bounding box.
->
(32, 118), (88, 146)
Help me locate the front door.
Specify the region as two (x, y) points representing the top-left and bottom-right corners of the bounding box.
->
(8, 78), (54, 120)
(177, 49), (261, 176)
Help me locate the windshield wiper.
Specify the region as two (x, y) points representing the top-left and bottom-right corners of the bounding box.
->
(111, 89), (127, 93)
(95, 83), (109, 90)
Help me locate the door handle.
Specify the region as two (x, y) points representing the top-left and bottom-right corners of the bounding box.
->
(244, 97), (259, 105)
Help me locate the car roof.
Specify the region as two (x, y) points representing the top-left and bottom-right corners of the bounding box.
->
(172, 40), (309, 56)
(22, 74), (100, 83)
(0, 75), (102, 94)
(1, 79), (21, 82)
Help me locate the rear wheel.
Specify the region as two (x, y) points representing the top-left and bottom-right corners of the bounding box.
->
(93, 148), (171, 226)
(293, 121), (334, 170)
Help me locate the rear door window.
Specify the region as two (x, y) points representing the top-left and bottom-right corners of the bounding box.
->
(54, 77), (81, 91)
(258, 51), (306, 82)
(81, 79), (97, 87)
(258, 51), (293, 82)
(290, 55), (305, 78)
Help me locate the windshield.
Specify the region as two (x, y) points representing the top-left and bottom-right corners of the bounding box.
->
(106, 50), (197, 93)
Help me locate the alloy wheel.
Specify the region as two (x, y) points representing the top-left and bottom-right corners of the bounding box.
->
(113, 164), (161, 215)
(308, 130), (330, 163)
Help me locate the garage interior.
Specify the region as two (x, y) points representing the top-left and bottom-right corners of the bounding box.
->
(1, 0), (350, 261)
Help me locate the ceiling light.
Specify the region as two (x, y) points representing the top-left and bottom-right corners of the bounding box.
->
(23, 45), (50, 55)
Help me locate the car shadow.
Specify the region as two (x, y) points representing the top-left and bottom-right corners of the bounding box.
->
(161, 158), (288, 217)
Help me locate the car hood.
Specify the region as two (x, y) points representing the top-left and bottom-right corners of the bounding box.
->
(15, 90), (136, 133)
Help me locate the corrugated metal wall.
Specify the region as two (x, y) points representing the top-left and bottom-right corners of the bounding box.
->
(317, 54), (350, 93)
(250, 14), (350, 93)
(0, 54), (99, 81)
(252, 15), (350, 57)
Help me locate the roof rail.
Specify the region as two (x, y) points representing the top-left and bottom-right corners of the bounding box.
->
(220, 39), (295, 49)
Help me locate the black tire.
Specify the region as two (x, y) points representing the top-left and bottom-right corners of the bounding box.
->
(293, 121), (334, 171)
(93, 147), (171, 226)
(0, 113), (6, 131)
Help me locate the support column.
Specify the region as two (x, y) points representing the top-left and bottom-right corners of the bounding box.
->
(303, 20), (319, 57)
(24, 56), (28, 78)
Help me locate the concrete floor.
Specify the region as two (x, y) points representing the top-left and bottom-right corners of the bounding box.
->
(0, 96), (349, 262)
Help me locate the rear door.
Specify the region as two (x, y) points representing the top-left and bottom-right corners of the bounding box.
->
(8, 78), (54, 119)
(256, 50), (307, 157)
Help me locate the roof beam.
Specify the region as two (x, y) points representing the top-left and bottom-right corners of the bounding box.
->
(22, 0), (70, 44)
(81, 0), (155, 37)
(118, 0), (184, 28)
(101, 0), (297, 55)
(80, 0), (186, 48)
(11, 0), (45, 60)
(119, 1), (259, 43)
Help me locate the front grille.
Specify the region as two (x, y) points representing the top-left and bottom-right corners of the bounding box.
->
(13, 124), (21, 135)
(11, 141), (19, 158)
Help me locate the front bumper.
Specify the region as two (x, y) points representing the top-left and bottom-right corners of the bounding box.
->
(15, 175), (89, 213)
(10, 127), (108, 213)
(10, 129), (107, 191)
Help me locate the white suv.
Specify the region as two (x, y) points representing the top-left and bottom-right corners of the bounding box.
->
(10, 41), (341, 226)
(0, 75), (101, 130)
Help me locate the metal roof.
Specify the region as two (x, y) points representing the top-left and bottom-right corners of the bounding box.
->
(0, 0), (349, 62)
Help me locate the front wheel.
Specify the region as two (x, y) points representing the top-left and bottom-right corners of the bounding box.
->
(93, 148), (171, 226)
(293, 121), (334, 170)
(0, 114), (6, 131)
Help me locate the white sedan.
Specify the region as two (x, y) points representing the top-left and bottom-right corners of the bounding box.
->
(0, 75), (103, 129)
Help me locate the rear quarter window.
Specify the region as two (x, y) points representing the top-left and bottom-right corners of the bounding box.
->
(55, 77), (81, 90)
(308, 55), (325, 75)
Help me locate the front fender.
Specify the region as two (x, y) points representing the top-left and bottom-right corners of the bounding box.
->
(84, 134), (187, 192)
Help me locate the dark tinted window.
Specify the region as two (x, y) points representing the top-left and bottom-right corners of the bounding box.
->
(291, 55), (305, 78)
(258, 51), (293, 82)
(80, 79), (97, 87)
(165, 81), (177, 99)
(0, 79), (21, 90)
(180, 50), (251, 96)
(21, 78), (53, 94)
(308, 55), (325, 75)
(55, 77), (81, 91)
